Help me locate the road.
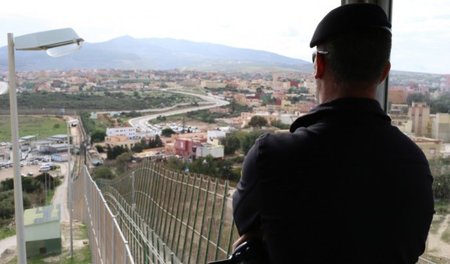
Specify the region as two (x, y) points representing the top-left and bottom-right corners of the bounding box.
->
(0, 82), (7, 95)
(128, 90), (229, 132)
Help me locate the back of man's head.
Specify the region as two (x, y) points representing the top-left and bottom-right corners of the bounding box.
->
(310, 4), (392, 85)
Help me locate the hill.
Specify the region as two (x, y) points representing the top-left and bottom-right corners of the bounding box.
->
(0, 36), (311, 73)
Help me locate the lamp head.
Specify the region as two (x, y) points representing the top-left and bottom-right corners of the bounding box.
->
(14, 28), (84, 56)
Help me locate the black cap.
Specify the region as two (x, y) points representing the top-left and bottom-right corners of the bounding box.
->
(310, 4), (391, 48)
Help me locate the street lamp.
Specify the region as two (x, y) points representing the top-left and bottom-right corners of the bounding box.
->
(8, 28), (83, 263)
(66, 120), (73, 258)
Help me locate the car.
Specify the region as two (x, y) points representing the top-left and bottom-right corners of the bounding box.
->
(39, 165), (51, 172)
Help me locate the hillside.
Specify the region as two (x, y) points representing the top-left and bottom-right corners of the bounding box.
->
(0, 36), (311, 73)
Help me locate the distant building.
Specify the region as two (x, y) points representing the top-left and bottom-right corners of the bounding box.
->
(409, 102), (431, 137)
(388, 87), (408, 104)
(105, 135), (139, 149)
(411, 136), (442, 160)
(431, 113), (450, 143)
(106, 127), (138, 140)
(174, 138), (198, 158)
(389, 104), (412, 134)
(195, 143), (224, 159)
(24, 205), (61, 257)
(207, 130), (227, 143)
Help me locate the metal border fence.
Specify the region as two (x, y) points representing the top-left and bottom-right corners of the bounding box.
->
(73, 165), (135, 264)
(97, 158), (239, 264)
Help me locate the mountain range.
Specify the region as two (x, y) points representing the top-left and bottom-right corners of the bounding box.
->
(0, 36), (311, 72)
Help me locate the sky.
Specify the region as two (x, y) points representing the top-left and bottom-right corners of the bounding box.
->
(1, 0), (449, 74)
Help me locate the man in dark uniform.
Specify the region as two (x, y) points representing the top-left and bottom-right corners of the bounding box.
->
(232, 4), (434, 263)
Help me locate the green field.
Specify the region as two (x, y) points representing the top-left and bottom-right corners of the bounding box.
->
(0, 115), (67, 142)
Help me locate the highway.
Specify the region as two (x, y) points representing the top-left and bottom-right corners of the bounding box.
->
(128, 90), (229, 133)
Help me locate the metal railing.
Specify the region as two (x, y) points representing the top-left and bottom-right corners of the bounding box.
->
(97, 158), (239, 264)
(73, 165), (135, 264)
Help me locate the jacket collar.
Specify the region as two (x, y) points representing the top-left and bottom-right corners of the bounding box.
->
(289, 98), (391, 132)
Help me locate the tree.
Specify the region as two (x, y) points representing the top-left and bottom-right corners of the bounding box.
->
(107, 145), (126, 160)
(95, 145), (105, 153)
(271, 120), (290, 130)
(91, 129), (106, 143)
(116, 152), (133, 173)
(221, 133), (241, 155)
(161, 128), (176, 137)
(241, 131), (264, 154)
(433, 174), (450, 201)
(166, 156), (185, 171)
(406, 93), (430, 106)
(92, 166), (115, 179)
(248, 116), (268, 128)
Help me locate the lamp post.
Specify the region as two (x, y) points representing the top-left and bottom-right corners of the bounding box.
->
(8, 28), (83, 263)
(67, 121), (73, 258)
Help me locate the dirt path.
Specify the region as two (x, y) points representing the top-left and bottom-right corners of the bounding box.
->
(426, 214), (450, 260)
(52, 162), (70, 222)
(0, 235), (16, 263)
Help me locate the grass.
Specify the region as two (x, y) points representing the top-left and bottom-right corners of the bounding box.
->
(0, 226), (15, 240)
(0, 115), (67, 142)
(45, 189), (56, 205)
(435, 200), (450, 215)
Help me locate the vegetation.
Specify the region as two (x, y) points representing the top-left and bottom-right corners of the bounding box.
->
(0, 91), (199, 111)
(166, 156), (240, 181)
(131, 136), (164, 153)
(406, 91), (450, 113)
(0, 226), (15, 240)
(92, 166), (115, 180)
(185, 109), (225, 123)
(221, 133), (241, 155)
(248, 115), (268, 128)
(161, 128), (176, 137)
(185, 101), (252, 123)
(433, 174), (450, 202)
(0, 115), (67, 141)
(0, 174), (61, 233)
(430, 157), (450, 205)
(271, 120), (290, 130)
(106, 146), (128, 160)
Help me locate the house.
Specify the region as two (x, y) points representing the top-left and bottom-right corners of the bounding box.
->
(24, 205), (61, 257)
(195, 143), (224, 159)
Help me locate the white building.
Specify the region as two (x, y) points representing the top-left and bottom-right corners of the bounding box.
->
(106, 127), (138, 140)
(207, 130), (227, 143)
(196, 143), (224, 159)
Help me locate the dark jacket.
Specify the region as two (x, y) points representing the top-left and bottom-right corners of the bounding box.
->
(232, 98), (434, 264)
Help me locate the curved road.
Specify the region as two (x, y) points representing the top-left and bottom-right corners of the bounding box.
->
(129, 90), (229, 132)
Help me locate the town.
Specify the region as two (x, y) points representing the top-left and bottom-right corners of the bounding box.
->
(1, 69), (449, 164)
(1, 68), (450, 263)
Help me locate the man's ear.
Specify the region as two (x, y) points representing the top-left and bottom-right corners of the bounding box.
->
(314, 54), (326, 79)
(379, 61), (391, 83)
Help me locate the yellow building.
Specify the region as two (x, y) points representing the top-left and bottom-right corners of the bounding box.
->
(409, 102), (430, 137)
(411, 136), (442, 160)
(431, 113), (450, 143)
(105, 135), (139, 149)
